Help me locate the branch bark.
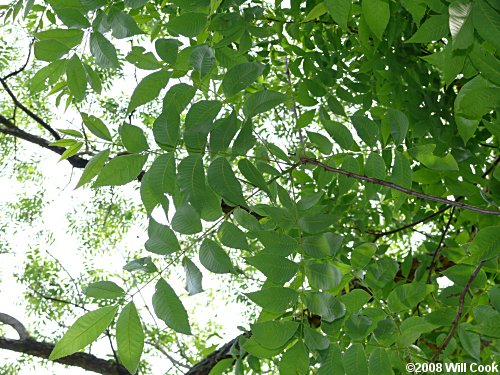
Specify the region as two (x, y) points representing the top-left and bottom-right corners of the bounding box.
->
(431, 261), (486, 361)
(301, 157), (500, 216)
(0, 312), (129, 375)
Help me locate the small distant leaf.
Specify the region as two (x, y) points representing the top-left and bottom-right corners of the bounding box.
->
(152, 278), (191, 335)
(83, 281), (125, 299)
(49, 306), (118, 360)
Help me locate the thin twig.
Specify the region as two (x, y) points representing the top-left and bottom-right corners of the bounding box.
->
(482, 155), (500, 178)
(285, 56), (303, 145)
(301, 157), (500, 216)
(431, 261), (486, 361)
(2, 37), (35, 80)
(426, 207), (456, 283)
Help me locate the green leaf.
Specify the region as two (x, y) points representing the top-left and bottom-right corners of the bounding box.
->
(279, 340), (309, 375)
(163, 83), (197, 113)
(66, 54), (87, 102)
(153, 111), (181, 151)
(391, 151), (412, 188)
(304, 2), (327, 22)
(365, 152), (386, 180)
(90, 32), (119, 69)
(81, 113), (112, 141)
(303, 326), (329, 350)
(83, 281), (125, 299)
(384, 109), (409, 146)
(343, 343), (368, 375)
(59, 141), (83, 161)
(199, 238), (234, 274)
(128, 70), (171, 113)
(243, 90), (288, 118)
(304, 291), (346, 322)
(387, 283), (434, 312)
(148, 153), (176, 196)
(116, 302), (144, 374)
(345, 314), (372, 339)
(218, 221), (249, 250)
(34, 40), (71, 61)
(409, 144), (458, 171)
(49, 306), (118, 360)
(458, 323), (480, 360)
(182, 257), (203, 296)
(152, 278), (191, 335)
(454, 75), (499, 121)
(407, 15), (449, 43)
(30, 59), (66, 93)
(35, 28), (84, 48)
(209, 111), (240, 154)
(362, 0), (390, 40)
(254, 231), (298, 256)
(472, 0), (500, 51)
(351, 243), (377, 269)
(469, 44), (500, 86)
(189, 45), (215, 77)
(252, 320), (299, 349)
(341, 289), (371, 313)
(245, 287), (298, 313)
(177, 155), (208, 212)
(238, 159), (270, 196)
(319, 344), (344, 375)
(123, 257), (158, 273)
(108, 7), (144, 39)
(368, 348), (392, 375)
(208, 358), (234, 375)
(207, 157), (246, 207)
(168, 13), (207, 37)
(307, 131), (332, 154)
(351, 115), (378, 147)
(467, 226), (500, 263)
(119, 123), (149, 153)
(221, 62), (265, 97)
(75, 149), (110, 188)
(324, 0), (351, 30)
(397, 316), (437, 347)
(323, 120), (355, 150)
(145, 219), (180, 255)
(155, 38), (180, 65)
(171, 204), (202, 234)
(305, 261), (343, 290)
(94, 154), (147, 187)
(449, 1), (473, 50)
(245, 254), (298, 283)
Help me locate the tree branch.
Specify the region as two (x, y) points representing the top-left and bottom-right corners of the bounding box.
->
(0, 312), (130, 375)
(431, 261), (486, 361)
(0, 113), (88, 168)
(301, 157), (500, 216)
(0, 78), (61, 140)
(186, 334), (248, 375)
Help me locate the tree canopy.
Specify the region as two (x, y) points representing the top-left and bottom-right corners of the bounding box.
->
(0, 0), (499, 373)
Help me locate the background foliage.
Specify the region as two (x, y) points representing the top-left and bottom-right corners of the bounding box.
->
(0, 0), (499, 373)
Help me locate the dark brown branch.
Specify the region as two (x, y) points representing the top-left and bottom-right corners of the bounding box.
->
(482, 155), (500, 178)
(0, 113), (88, 168)
(186, 334), (248, 375)
(0, 78), (61, 140)
(0, 313), (29, 339)
(301, 157), (500, 216)
(2, 38), (35, 81)
(0, 337), (130, 375)
(0, 312), (130, 375)
(369, 205), (452, 240)
(426, 206), (456, 283)
(431, 261), (486, 361)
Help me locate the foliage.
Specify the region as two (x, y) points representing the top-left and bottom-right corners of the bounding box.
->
(0, 0), (499, 373)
